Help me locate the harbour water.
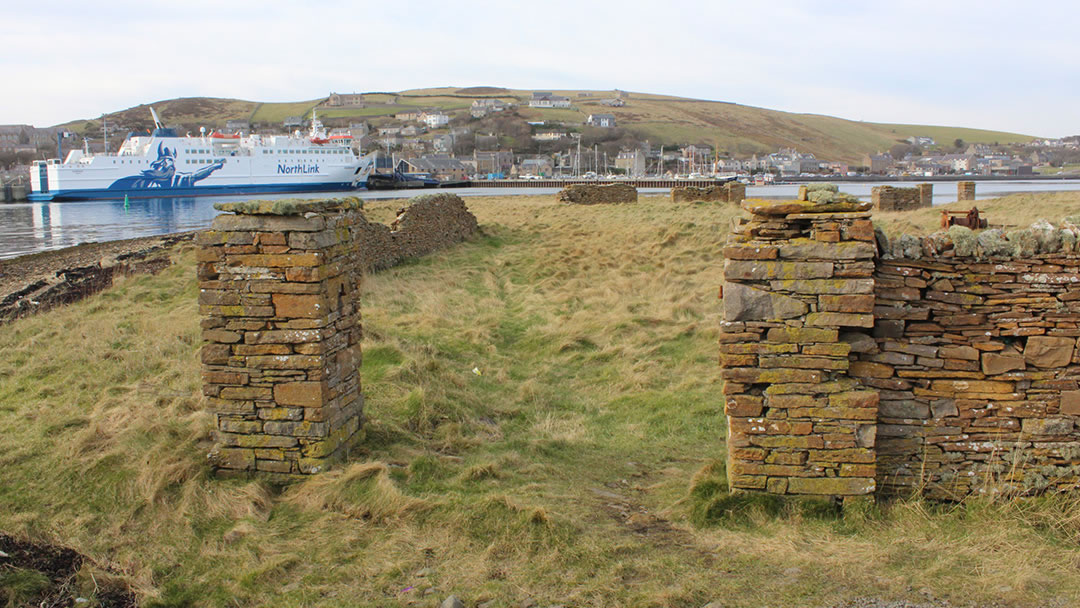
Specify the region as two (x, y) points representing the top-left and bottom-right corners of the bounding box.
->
(2, 180), (1080, 260)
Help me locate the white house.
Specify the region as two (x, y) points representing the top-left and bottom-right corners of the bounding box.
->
(586, 114), (616, 128)
(422, 112), (450, 128)
(529, 92), (571, 109)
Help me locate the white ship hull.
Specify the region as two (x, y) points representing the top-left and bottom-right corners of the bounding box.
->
(30, 123), (374, 201)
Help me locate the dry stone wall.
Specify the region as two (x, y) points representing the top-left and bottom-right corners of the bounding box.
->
(557, 183), (638, 204)
(672, 182), (747, 204)
(723, 199), (1080, 500)
(868, 222), (1080, 499)
(198, 195), (478, 476)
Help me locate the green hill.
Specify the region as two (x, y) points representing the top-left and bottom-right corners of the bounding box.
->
(60, 88), (1036, 164)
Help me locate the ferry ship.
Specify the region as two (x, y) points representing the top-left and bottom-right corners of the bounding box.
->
(29, 109), (375, 201)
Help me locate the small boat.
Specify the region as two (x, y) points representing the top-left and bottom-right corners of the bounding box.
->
(365, 170), (440, 190)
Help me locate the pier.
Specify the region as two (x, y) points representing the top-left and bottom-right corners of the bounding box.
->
(459, 178), (731, 189)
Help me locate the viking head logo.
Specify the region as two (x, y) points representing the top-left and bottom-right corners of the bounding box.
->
(144, 143), (177, 180)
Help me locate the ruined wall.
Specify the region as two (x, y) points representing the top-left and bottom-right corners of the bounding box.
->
(557, 183), (638, 204)
(199, 195), (478, 476)
(958, 181), (977, 201)
(722, 199), (879, 498)
(723, 199), (1080, 499)
(670, 182), (746, 204)
(868, 224), (1080, 499)
(358, 193), (480, 272)
(872, 184), (932, 212)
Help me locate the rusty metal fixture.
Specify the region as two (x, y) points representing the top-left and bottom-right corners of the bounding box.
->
(941, 207), (988, 230)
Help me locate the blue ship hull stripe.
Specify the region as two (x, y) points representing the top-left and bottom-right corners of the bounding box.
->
(28, 182), (361, 202)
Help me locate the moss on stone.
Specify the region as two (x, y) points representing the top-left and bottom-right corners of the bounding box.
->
(806, 183), (839, 193)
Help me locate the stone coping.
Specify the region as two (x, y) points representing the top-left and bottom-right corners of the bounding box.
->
(214, 196), (363, 216)
(741, 198), (872, 217)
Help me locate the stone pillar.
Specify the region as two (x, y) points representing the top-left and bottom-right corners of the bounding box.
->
(917, 183), (933, 208)
(198, 198), (364, 476)
(725, 181), (746, 204)
(958, 181), (976, 201)
(721, 199), (879, 498)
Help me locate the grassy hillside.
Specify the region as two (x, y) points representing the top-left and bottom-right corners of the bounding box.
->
(58, 87), (1035, 164)
(874, 123), (1035, 146)
(4, 193), (1080, 606)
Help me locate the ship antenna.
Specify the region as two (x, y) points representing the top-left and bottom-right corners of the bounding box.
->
(150, 106), (164, 130)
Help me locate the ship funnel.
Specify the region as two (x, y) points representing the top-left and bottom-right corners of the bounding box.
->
(150, 107), (164, 130)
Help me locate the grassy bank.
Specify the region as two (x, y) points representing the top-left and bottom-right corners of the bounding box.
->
(4, 193), (1080, 606)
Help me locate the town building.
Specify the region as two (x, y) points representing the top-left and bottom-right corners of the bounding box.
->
(397, 154), (469, 182)
(516, 155), (554, 177)
(422, 112), (450, 129)
(395, 110), (422, 122)
(474, 150), (514, 175)
(529, 92), (572, 109)
(865, 153), (894, 174)
(470, 99), (510, 118)
(325, 93), (365, 107)
(586, 114), (616, 128)
(615, 149), (647, 176)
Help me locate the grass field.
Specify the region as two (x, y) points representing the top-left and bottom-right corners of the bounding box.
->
(249, 99), (325, 124)
(4, 193), (1080, 606)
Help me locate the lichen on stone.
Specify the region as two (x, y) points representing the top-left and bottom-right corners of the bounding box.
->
(947, 225), (977, 257)
(976, 228), (1011, 258)
(214, 196), (363, 215)
(896, 234), (923, 259)
(1006, 228), (1039, 257)
(806, 183), (839, 194)
(1061, 220), (1080, 253)
(806, 189), (862, 204)
(1029, 218), (1061, 254)
(925, 230), (953, 256)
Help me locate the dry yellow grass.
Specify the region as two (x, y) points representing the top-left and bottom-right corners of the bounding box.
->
(2, 193), (1080, 606)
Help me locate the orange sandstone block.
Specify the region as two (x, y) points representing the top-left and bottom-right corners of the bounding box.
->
(272, 293), (328, 319)
(274, 381), (330, 407)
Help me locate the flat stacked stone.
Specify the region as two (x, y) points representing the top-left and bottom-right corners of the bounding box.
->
(871, 185), (931, 211)
(723, 198), (878, 498)
(958, 181), (976, 201)
(869, 251), (1080, 499)
(670, 181), (746, 204)
(198, 197), (366, 476)
(557, 183), (637, 204)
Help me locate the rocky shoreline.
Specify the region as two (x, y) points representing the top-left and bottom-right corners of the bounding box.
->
(0, 232), (194, 324)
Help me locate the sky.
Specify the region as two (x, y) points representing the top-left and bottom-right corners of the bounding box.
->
(4, 0), (1078, 137)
